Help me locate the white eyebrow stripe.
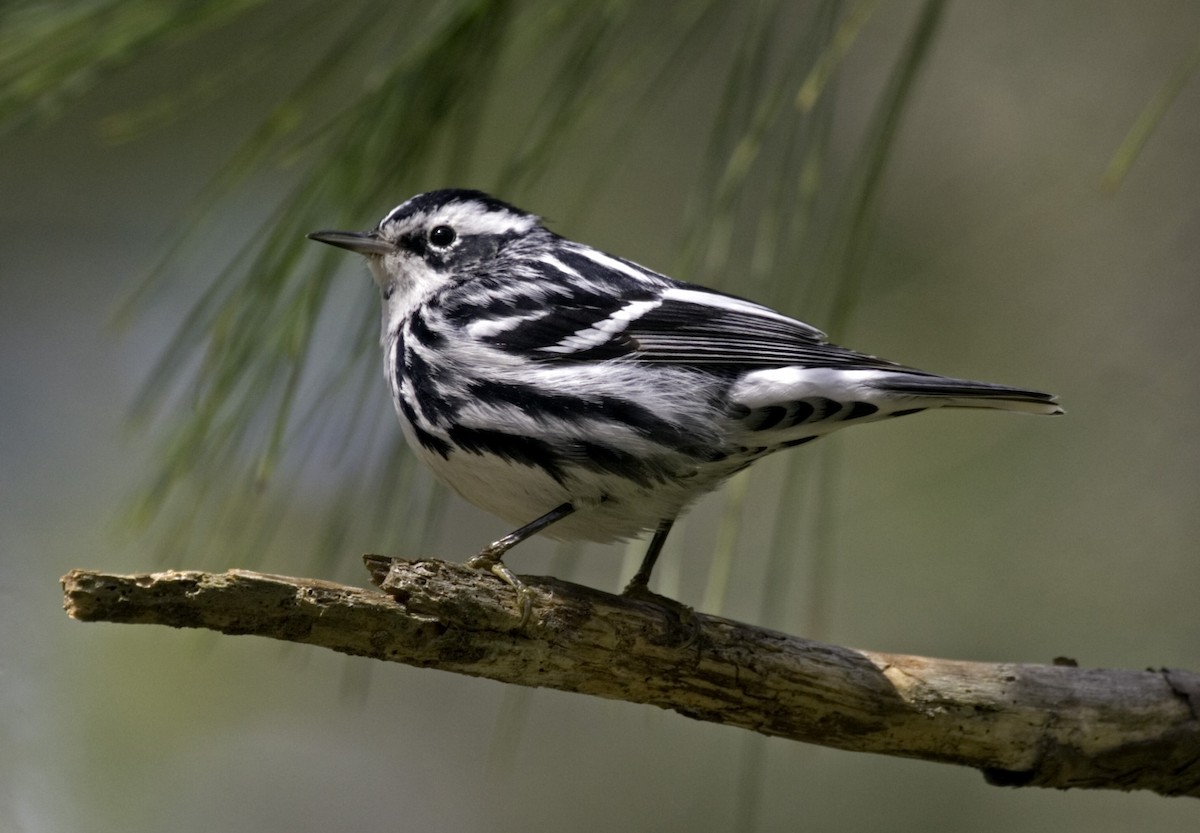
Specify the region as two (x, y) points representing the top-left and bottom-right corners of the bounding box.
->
(380, 202), (538, 237)
(440, 203), (538, 236)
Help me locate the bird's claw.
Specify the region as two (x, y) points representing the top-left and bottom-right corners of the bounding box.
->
(466, 552), (533, 628)
(621, 581), (699, 648)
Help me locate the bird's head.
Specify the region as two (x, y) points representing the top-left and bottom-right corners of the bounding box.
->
(308, 189), (543, 304)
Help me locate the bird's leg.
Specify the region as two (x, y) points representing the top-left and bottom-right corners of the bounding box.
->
(622, 518), (675, 596)
(622, 518), (698, 646)
(466, 501), (575, 626)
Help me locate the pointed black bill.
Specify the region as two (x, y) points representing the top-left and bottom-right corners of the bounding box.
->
(307, 229), (396, 256)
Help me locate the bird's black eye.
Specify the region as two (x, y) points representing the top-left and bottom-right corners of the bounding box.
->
(428, 225), (457, 248)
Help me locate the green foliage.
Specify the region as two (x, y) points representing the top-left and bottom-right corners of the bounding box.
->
(1103, 32), (1200, 192)
(0, 0), (267, 131)
(0, 0), (967, 579)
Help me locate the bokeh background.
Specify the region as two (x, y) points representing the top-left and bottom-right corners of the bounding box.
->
(3, 1), (1199, 831)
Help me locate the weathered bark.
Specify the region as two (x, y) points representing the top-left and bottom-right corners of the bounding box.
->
(61, 558), (1200, 798)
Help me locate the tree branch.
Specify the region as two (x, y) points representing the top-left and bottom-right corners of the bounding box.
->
(61, 558), (1200, 798)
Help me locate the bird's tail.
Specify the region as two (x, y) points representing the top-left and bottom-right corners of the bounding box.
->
(873, 374), (1063, 416)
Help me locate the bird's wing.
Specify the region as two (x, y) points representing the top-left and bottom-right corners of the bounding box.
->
(478, 278), (910, 372)
(465, 267), (1061, 416)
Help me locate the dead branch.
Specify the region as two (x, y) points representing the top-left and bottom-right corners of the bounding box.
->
(61, 558), (1200, 798)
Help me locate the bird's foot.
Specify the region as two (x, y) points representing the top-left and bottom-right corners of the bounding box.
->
(466, 549), (534, 627)
(621, 579), (700, 648)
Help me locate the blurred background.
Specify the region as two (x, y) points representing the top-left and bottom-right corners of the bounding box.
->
(2, 1), (1199, 830)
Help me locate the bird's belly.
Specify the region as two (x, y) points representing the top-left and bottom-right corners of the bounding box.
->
(409, 437), (735, 544)
(388, 361), (751, 544)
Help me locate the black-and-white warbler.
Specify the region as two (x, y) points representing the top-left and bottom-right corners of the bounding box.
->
(309, 189), (1061, 621)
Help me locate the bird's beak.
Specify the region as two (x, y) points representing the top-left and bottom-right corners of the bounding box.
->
(307, 229), (396, 256)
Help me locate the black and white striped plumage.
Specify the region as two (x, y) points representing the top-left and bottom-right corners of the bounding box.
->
(309, 189), (1060, 610)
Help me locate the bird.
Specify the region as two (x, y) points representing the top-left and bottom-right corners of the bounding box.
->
(308, 189), (1061, 623)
